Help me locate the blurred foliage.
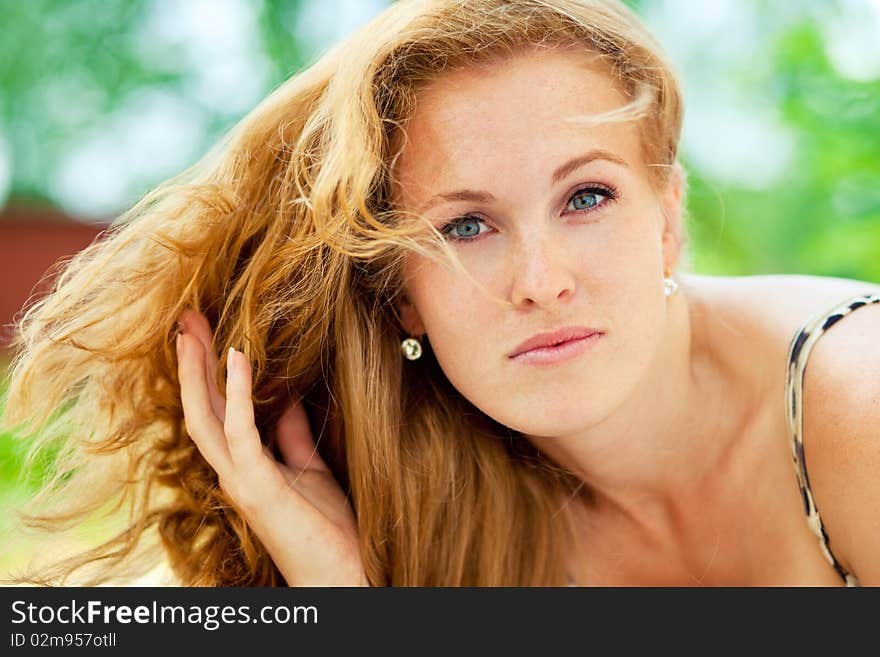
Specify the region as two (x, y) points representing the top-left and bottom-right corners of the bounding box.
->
(0, 359), (39, 546)
(0, 0), (158, 200)
(674, 6), (880, 278)
(0, 0), (313, 209)
(0, 360), (60, 504)
(2, 0), (177, 205)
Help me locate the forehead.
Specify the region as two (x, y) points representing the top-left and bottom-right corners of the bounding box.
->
(393, 48), (645, 204)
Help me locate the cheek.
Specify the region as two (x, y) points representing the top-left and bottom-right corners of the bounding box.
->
(407, 265), (502, 388)
(589, 218), (667, 349)
(592, 207), (666, 286)
(417, 282), (491, 350)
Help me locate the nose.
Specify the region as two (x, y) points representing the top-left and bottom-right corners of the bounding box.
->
(508, 233), (576, 309)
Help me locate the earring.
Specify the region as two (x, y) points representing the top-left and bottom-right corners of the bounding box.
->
(663, 271), (679, 297)
(401, 336), (423, 361)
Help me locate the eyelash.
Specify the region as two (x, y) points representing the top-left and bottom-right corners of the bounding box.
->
(439, 183), (619, 243)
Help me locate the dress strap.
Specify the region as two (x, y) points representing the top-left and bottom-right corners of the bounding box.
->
(785, 292), (880, 587)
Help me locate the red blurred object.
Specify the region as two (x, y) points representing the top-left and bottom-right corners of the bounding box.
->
(0, 206), (108, 349)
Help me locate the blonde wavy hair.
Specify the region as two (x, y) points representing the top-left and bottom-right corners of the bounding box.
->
(2, 0), (683, 586)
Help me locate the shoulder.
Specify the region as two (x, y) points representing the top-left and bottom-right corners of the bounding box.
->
(682, 273), (880, 583)
(800, 287), (880, 584)
(681, 272), (880, 382)
(680, 273), (880, 335)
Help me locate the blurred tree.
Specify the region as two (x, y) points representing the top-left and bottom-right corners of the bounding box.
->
(670, 4), (880, 278)
(0, 0), (322, 216)
(1, 0), (179, 207)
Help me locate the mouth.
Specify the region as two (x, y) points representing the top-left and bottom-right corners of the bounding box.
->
(508, 327), (603, 365)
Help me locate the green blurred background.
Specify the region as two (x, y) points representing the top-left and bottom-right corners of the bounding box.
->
(1, 0), (879, 580)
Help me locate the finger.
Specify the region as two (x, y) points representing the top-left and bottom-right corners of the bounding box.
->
(276, 402), (330, 473)
(179, 308), (226, 421)
(224, 347), (267, 467)
(177, 332), (232, 476)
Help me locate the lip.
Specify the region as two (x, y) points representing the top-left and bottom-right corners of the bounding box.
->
(507, 326), (603, 361)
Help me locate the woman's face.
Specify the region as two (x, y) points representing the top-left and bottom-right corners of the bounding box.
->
(393, 47), (682, 437)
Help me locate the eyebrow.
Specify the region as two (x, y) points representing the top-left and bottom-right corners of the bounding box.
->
(417, 149), (629, 212)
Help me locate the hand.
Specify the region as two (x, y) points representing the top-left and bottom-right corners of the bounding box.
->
(175, 309), (367, 586)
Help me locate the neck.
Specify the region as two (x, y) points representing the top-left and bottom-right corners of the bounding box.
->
(528, 276), (751, 534)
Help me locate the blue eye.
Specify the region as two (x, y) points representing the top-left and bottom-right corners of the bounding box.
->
(567, 187), (612, 212)
(439, 184), (617, 243)
(440, 216), (490, 242)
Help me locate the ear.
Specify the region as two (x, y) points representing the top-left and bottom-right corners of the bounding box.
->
(659, 161), (685, 274)
(398, 295), (426, 336)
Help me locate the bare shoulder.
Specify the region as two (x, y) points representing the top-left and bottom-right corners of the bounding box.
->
(798, 283), (880, 584)
(682, 273), (880, 584)
(680, 273), (880, 384)
(680, 272), (880, 340)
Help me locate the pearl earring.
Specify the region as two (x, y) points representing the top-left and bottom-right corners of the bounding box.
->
(663, 273), (679, 297)
(401, 337), (423, 361)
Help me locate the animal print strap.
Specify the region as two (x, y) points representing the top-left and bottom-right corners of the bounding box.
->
(785, 292), (880, 587)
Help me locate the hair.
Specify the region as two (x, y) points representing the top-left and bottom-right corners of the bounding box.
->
(1, 0), (683, 586)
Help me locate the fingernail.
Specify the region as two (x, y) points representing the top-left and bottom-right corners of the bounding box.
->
(175, 332), (182, 355)
(227, 347), (236, 376)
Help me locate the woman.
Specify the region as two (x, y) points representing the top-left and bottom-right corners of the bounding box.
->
(3, 0), (878, 587)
